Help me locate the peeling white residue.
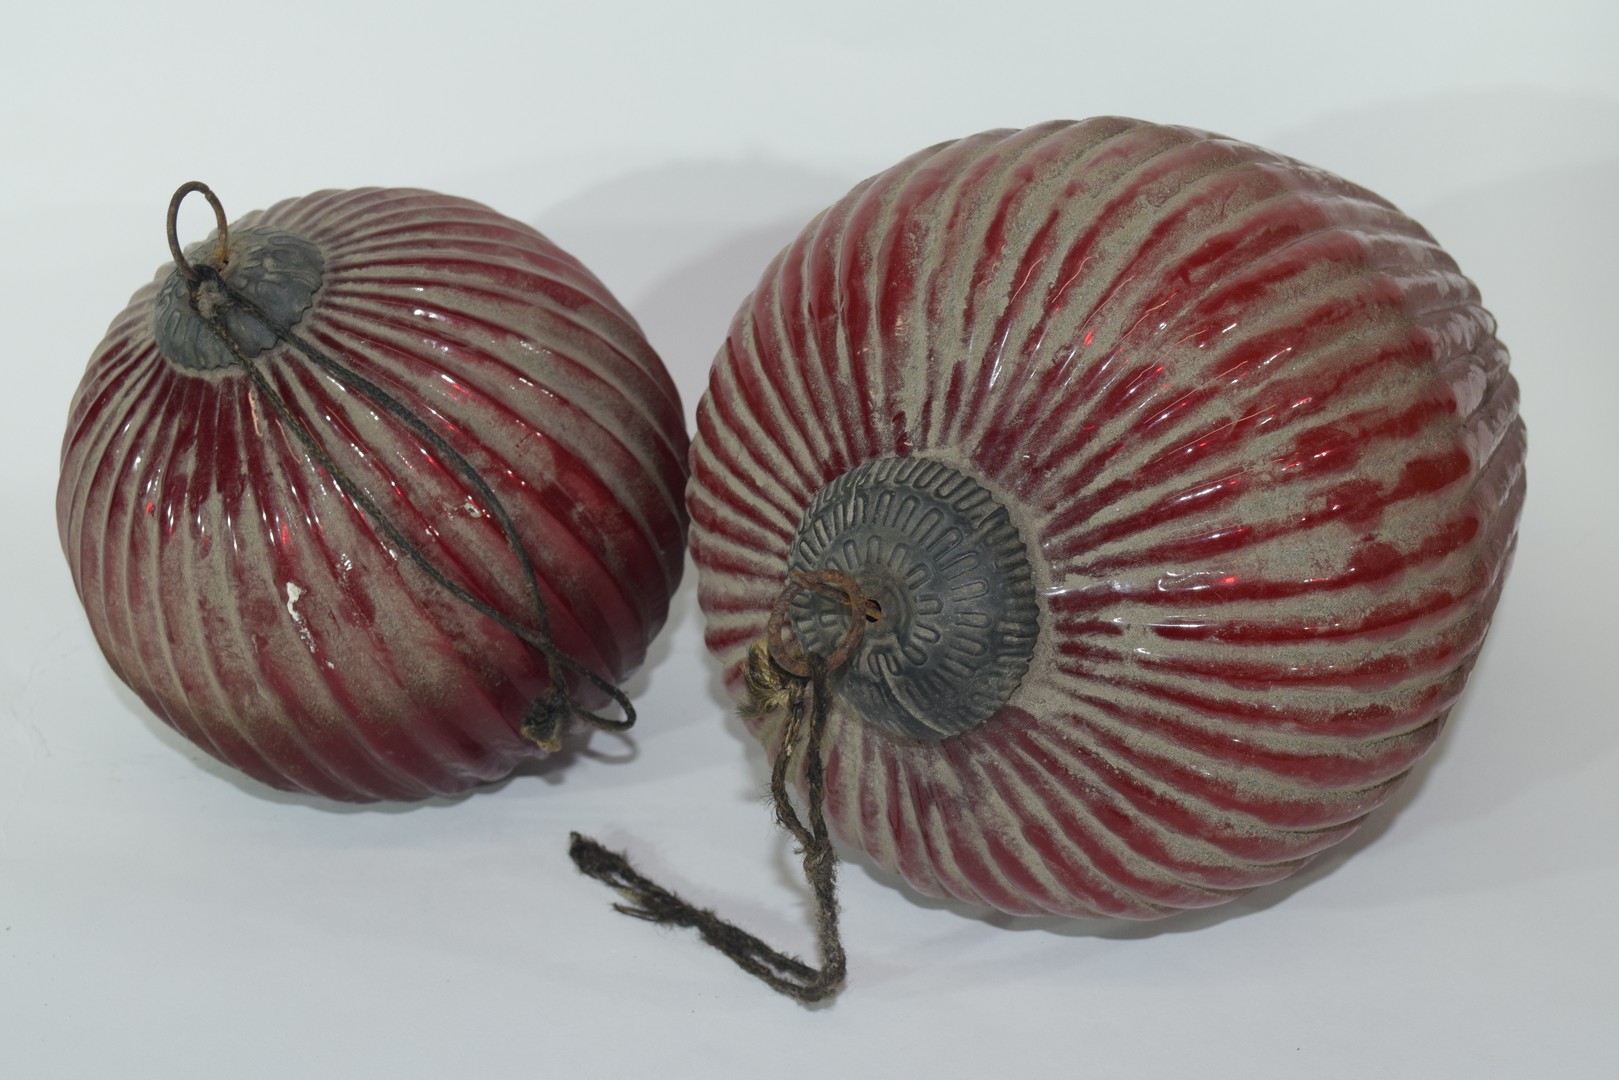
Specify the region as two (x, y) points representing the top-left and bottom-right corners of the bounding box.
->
(461, 497), (485, 518)
(285, 581), (317, 654)
(249, 389), (264, 437)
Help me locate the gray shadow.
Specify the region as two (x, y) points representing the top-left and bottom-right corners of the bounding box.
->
(1402, 153), (1619, 829)
(1263, 87), (1619, 215)
(530, 156), (861, 791)
(528, 157), (859, 422)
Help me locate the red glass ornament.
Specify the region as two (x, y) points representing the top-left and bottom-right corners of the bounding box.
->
(689, 118), (1526, 918)
(59, 186), (688, 802)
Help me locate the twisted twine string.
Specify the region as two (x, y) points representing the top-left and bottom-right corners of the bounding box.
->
(168, 181), (631, 750)
(569, 569), (873, 1004)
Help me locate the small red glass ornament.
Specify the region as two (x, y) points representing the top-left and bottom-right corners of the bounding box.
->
(59, 184), (688, 802)
(689, 118), (1526, 918)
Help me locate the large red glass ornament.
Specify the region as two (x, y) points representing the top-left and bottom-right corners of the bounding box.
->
(60, 186), (688, 802)
(689, 118), (1526, 918)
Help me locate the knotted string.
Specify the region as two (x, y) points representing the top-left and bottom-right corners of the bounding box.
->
(569, 569), (873, 1004)
(168, 182), (632, 750)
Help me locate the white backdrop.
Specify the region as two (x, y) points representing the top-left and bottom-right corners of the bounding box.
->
(3, 2), (1615, 1076)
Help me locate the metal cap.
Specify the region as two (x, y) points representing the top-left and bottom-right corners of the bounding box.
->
(788, 455), (1038, 741)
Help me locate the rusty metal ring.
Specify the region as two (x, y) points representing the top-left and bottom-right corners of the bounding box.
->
(765, 569), (869, 678)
